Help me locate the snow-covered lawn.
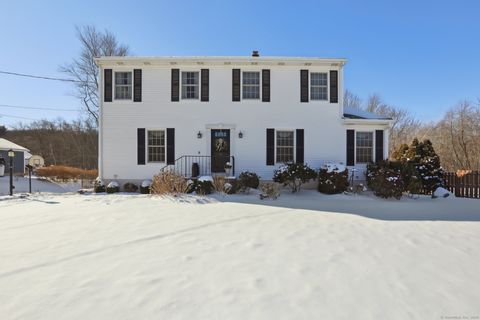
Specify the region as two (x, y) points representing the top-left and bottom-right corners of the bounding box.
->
(0, 191), (479, 319)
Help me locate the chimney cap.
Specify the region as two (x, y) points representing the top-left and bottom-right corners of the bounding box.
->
(252, 50), (260, 57)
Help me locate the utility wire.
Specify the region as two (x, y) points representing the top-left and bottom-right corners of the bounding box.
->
(0, 70), (95, 84)
(0, 113), (41, 120)
(0, 103), (80, 112)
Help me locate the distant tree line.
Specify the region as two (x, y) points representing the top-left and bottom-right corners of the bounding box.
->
(345, 91), (480, 172)
(2, 119), (97, 169)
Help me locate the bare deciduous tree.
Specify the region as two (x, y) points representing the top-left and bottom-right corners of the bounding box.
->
(60, 25), (130, 124)
(343, 89), (362, 109)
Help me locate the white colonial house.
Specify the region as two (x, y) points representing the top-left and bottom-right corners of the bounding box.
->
(95, 52), (391, 185)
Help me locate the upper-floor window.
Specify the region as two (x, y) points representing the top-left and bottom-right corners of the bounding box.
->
(115, 72), (132, 100)
(242, 71), (260, 99)
(148, 130), (166, 162)
(182, 71), (199, 99)
(310, 72), (328, 101)
(356, 132), (373, 163)
(276, 131), (294, 163)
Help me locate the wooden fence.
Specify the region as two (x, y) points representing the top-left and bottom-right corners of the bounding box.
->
(444, 171), (480, 199)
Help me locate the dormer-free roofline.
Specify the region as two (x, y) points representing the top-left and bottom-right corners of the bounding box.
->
(94, 56), (347, 67)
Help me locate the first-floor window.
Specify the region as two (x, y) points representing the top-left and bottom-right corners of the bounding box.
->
(182, 71), (199, 99)
(115, 72), (132, 100)
(276, 131), (294, 163)
(148, 130), (165, 162)
(356, 132), (373, 163)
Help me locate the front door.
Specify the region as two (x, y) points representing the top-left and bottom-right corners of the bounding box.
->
(211, 129), (230, 173)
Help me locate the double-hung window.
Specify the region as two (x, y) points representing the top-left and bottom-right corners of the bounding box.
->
(181, 71), (199, 99)
(356, 132), (373, 163)
(242, 71), (260, 99)
(115, 72), (132, 100)
(148, 130), (166, 162)
(276, 131), (294, 163)
(310, 72), (328, 101)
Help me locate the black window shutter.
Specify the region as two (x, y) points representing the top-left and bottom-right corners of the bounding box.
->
(137, 128), (146, 165)
(266, 128), (275, 165)
(300, 70), (309, 102)
(167, 128), (175, 165)
(262, 69), (270, 102)
(329, 70), (338, 103)
(133, 69), (142, 102)
(171, 69), (179, 102)
(232, 69), (241, 101)
(296, 129), (304, 164)
(201, 69), (209, 102)
(375, 130), (384, 162)
(346, 129), (355, 166)
(104, 69), (112, 102)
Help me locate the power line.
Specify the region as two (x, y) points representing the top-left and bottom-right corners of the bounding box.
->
(0, 70), (95, 84)
(0, 113), (41, 121)
(0, 103), (80, 112)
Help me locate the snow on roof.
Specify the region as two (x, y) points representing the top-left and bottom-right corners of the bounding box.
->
(343, 107), (392, 120)
(0, 138), (29, 152)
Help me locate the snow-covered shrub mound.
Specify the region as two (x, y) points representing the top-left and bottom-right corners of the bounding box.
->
(140, 180), (152, 194)
(106, 181), (120, 194)
(123, 182), (139, 193)
(93, 177), (105, 193)
(317, 163), (349, 194)
(238, 171), (260, 193)
(273, 163), (317, 193)
(433, 187), (452, 198)
(367, 161), (404, 199)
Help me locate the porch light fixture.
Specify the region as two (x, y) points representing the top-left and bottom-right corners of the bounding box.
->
(7, 149), (15, 158)
(238, 131), (243, 139)
(197, 131), (202, 139)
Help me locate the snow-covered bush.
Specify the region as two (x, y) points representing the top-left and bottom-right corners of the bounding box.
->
(150, 172), (189, 195)
(93, 177), (105, 193)
(273, 162), (317, 193)
(367, 161), (404, 199)
(123, 182), (139, 193)
(140, 180), (152, 194)
(238, 171), (260, 193)
(106, 181), (120, 194)
(195, 177), (213, 195)
(317, 163), (349, 194)
(260, 182), (280, 200)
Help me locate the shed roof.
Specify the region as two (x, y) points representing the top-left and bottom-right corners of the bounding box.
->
(0, 138), (29, 152)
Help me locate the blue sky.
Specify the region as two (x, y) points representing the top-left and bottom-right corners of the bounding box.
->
(0, 0), (479, 127)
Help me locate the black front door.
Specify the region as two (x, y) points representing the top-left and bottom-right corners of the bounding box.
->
(211, 129), (230, 173)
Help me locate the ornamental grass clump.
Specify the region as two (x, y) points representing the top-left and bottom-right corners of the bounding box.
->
(273, 162), (317, 193)
(150, 171), (189, 195)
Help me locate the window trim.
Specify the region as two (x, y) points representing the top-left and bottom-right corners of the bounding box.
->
(309, 72), (329, 101)
(181, 70), (200, 100)
(146, 129), (166, 163)
(275, 129), (296, 164)
(241, 71), (261, 100)
(355, 131), (374, 164)
(114, 71), (133, 101)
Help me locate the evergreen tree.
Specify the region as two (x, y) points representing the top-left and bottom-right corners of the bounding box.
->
(394, 138), (444, 194)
